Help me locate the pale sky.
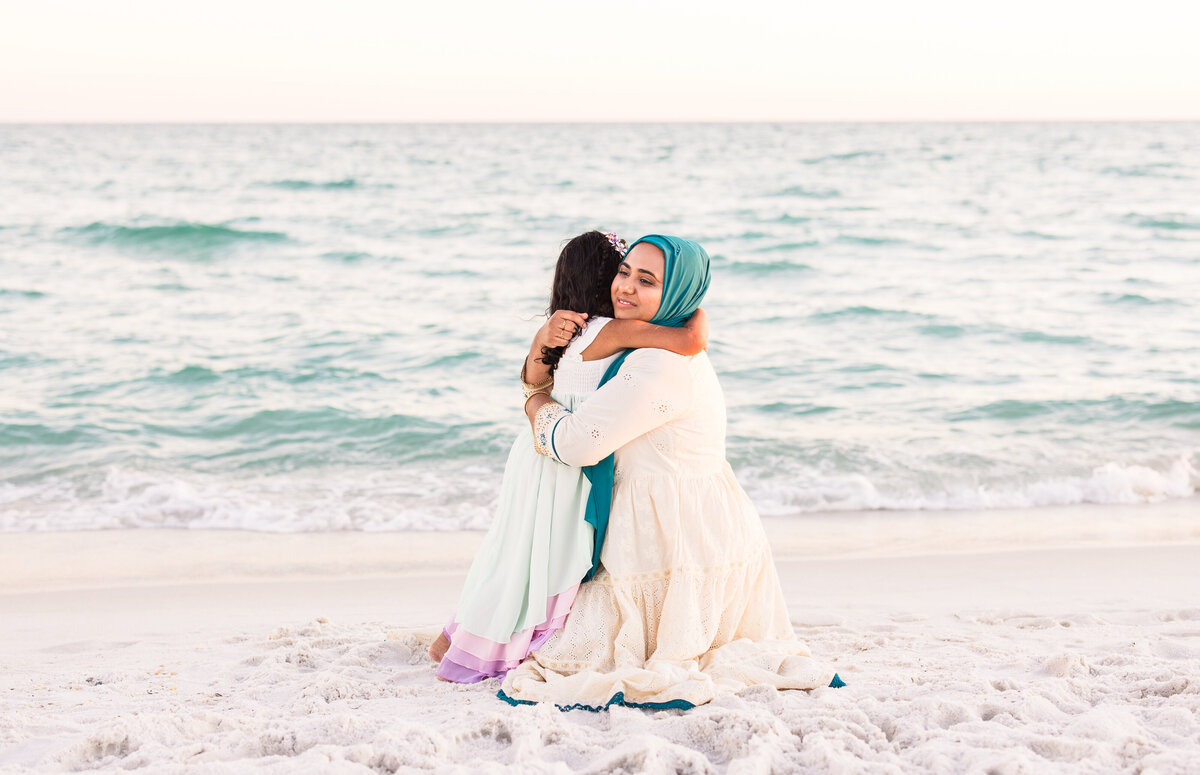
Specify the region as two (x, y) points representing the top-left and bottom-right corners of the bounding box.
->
(1, 0), (1198, 122)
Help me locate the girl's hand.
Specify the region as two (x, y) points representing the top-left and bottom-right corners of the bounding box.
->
(684, 307), (709, 351)
(535, 310), (588, 351)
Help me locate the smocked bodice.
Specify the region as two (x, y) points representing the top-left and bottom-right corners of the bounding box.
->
(550, 316), (620, 401)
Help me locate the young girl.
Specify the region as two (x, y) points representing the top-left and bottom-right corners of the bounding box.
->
(429, 230), (708, 682)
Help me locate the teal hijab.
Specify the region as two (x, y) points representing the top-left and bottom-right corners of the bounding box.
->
(580, 234), (711, 580)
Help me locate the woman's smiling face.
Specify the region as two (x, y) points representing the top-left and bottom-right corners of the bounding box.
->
(611, 242), (664, 322)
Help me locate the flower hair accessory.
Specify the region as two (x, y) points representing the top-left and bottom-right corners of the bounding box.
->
(604, 232), (627, 256)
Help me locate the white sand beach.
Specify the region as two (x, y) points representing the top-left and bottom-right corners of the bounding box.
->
(3, 502), (1200, 773)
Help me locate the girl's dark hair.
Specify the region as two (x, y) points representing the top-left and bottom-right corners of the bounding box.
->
(540, 231), (625, 374)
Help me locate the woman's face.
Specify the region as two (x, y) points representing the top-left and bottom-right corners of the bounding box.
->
(611, 242), (664, 322)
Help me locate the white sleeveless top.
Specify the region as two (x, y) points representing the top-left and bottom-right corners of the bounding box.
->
(552, 316), (620, 397)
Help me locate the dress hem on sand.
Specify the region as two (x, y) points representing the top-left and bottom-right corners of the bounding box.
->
(494, 674), (845, 712)
(436, 584), (579, 683)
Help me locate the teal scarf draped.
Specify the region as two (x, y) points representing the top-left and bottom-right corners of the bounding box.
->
(580, 235), (711, 580)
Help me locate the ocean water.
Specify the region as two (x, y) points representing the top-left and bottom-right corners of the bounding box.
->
(1, 123), (1197, 533)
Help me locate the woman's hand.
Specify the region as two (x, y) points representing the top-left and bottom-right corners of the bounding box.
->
(534, 310), (589, 352)
(684, 307), (709, 352)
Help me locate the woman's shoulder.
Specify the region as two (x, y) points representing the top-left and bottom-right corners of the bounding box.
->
(622, 348), (694, 382)
(625, 346), (690, 365)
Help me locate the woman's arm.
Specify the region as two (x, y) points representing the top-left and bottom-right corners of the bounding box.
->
(582, 308), (707, 361)
(525, 349), (694, 467)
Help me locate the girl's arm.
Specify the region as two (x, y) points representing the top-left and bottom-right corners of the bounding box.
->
(581, 308), (708, 361)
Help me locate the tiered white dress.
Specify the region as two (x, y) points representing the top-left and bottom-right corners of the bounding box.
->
(500, 348), (834, 708)
(437, 318), (619, 682)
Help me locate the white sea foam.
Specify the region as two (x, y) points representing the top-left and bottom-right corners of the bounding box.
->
(741, 452), (1198, 516)
(0, 466), (495, 533)
(1, 453), (1195, 534)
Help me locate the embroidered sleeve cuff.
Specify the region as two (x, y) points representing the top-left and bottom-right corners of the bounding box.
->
(532, 401), (570, 463)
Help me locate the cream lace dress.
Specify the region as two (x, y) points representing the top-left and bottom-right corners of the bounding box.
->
(500, 348), (834, 708)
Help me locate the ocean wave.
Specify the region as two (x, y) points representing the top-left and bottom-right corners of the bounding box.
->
(67, 364), (392, 399)
(0, 352), (35, 369)
(720, 259), (814, 277)
(810, 306), (933, 322)
(1015, 230), (1068, 240)
(1124, 214), (1200, 231)
(699, 230), (772, 243)
(1015, 330), (1096, 346)
(63, 221), (288, 254)
(165, 365), (221, 384)
(1100, 292), (1180, 306)
(918, 324), (968, 339)
(743, 454), (1198, 515)
(0, 466), (500, 533)
(417, 224), (479, 238)
(1142, 399), (1200, 425)
(835, 234), (907, 246)
(149, 407), (437, 443)
(801, 150), (882, 165)
(320, 250), (374, 262)
(0, 288), (45, 298)
(949, 399), (1053, 421)
(424, 267), (482, 277)
(757, 402), (839, 416)
(835, 363), (901, 374)
(1101, 163), (1183, 178)
(919, 323), (1097, 346)
(948, 397), (1200, 426)
(3, 402), (502, 476)
(750, 241), (820, 254)
(768, 185), (840, 199)
(0, 422), (103, 447)
(261, 178), (364, 190)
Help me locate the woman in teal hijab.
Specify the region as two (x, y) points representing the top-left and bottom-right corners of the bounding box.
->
(508, 234), (839, 711)
(580, 234), (712, 580)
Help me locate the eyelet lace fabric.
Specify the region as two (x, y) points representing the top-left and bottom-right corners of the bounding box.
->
(501, 350), (835, 708)
(502, 540), (830, 708)
(546, 348), (692, 468)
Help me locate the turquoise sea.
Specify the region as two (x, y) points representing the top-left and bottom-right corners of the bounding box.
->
(1, 123), (1197, 532)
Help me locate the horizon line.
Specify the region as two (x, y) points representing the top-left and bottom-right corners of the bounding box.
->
(3, 118), (1200, 126)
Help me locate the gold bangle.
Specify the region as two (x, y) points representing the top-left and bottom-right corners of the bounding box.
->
(523, 389), (551, 414)
(522, 381), (553, 400)
(520, 362), (553, 393)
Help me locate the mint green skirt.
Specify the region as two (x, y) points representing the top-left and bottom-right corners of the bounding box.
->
(438, 394), (595, 682)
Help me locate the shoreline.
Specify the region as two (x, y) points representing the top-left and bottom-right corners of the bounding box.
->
(3, 497), (1197, 595)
